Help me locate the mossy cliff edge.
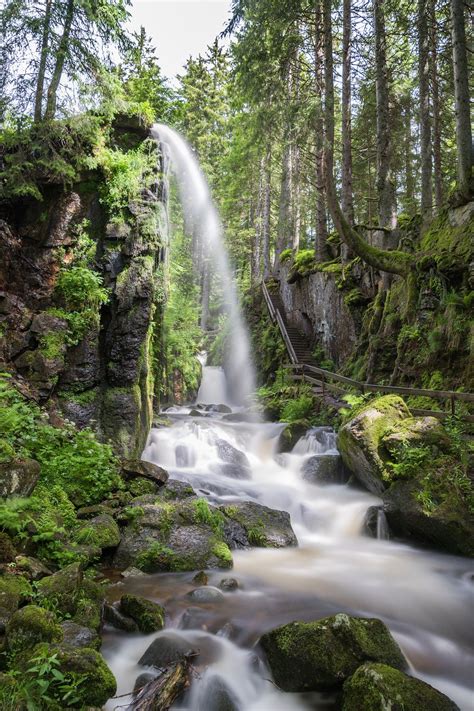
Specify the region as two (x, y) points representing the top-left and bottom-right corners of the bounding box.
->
(0, 113), (168, 458)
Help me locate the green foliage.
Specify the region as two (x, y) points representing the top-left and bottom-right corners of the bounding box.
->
(55, 267), (109, 312)
(0, 647), (84, 710)
(280, 394), (314, 423)
(0, 376), (121, 506)
(193, 498), (224, 533)
(279, 248), (293, 263)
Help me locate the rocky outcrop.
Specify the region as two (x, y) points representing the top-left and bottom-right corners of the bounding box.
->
(0, 121), (169, 459)
(220, 501), (297, 548)
(260, 614), (406, 692)
(0, 458), (40, 497)
(278, 261), (358, 366)
(338, 396), (474, 556)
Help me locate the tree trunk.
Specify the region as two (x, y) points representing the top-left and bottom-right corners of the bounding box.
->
(315, 0), (329, 261)
(374, 0), (397, 236)
(404, 98), (416, 213)
(262, 146), (272, 278)
(324, 0), (412, 278)
(418, 0), (433, 221)
(252, 158), (264, 285)
(44, 0), (75, 121)
(341, 0), (354, 227)
(429, 0), (443, 210)
(130, 659), (192, 710)
(450, 0), (473, 201)
(275, 139), (292, 266)
(34, 0), (53, 122)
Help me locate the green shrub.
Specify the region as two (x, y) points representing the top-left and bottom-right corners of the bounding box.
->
(280, 394), (314, 422)
(55, 267), (109, 311)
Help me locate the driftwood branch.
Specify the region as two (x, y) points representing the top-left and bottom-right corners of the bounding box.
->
(128, 657), (193, 711)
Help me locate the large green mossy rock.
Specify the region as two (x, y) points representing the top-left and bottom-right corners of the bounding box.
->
(33, 642), (117, 707)
(337, 396), (410, 495)
(119, 594), (164, 633)
(74, 513), (121, 550)
(6, 605), (62, 655)
(260, 614), (406, 692)
(342, 663), (459, 711)
(0, 575), (32, 629)
(220, 501), (297, 548)
(337, 396), (474, 556)
(113, 499), (233, 572)
(35, 563), (105, 630)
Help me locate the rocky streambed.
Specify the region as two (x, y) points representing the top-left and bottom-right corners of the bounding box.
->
(1, 398), (473, 710)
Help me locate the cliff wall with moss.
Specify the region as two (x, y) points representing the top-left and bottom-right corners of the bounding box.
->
(0, 115), (168, 457)
(275, 203), (474, 396)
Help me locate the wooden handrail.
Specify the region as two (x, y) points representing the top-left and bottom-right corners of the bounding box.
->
(262, 283), (474, 420)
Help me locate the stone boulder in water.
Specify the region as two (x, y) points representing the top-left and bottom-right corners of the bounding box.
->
(301, 454), (349, 485)
(342, 663), (459, 711)
(220, 501), (297, 548)
(337, 395), (474, 556)
(122, 460), (169, 487)
(113, 499), (233, 572)
(260, 614), (406, 692)
(215, 439), (250, 468)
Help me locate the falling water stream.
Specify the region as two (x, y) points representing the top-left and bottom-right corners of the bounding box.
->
(102, 401), (474, 711)
(102, 127), (473, 710)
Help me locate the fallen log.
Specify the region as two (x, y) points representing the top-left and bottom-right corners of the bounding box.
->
(129, 656), (193, 711)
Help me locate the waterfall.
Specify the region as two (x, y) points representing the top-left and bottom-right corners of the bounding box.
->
(151, 123), (256, 406)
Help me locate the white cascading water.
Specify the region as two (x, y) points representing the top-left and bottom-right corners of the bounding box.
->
(103, 401), (474, 710)
(196, 352), (230, 405)
(102, 128), (473, 711)
(151, 124), (256, 407)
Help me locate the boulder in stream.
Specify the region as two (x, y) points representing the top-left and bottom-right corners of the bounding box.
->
(119, 594), (165, 633)
(260, 613), (406, 692)
(139, 631), (196, 668)
(113, 499), (233, 572)
(301, 453), (349, 485)
(342, 662), (460, 710)
(220, 501), (297, 549)
(215, 439), (250, 469)
(122, 460), (169, 487)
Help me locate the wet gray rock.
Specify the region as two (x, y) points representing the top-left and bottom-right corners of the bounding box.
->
(122, 460), (169, 487)
(210, 462), (251, 480)
(13, 555), (51, 581)
(278, 422), (309, 453)
(133, 671), (157, 695)
(203, 675), (240, 711)
(301, 454), (349, 485)
(215, 439), (250, 469)
(103, 603), (138, 633)
(139, 632), (196, 668)
(179, 606), (211, 631)
(61, 621), (100, 650)
(187, 586), (225, 603)
(0, 458), (40, 497)
(155, 479), (196, 501)
(220, 501), (297, 549)
(218, 578), (239, 592)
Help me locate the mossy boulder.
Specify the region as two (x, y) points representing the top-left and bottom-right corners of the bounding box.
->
(35, 563), (105, 630)
(6, 605), (62, 655)
(381, 416), (451, 457)
(13, 556), (51, 581)
(260, 614), (406, 692)
(337, 396), (411, 494)
(122, 459), (169, 487)
(0, 533), (16, 563)
(278, 421), (310, 453)
(382, 469), (474, 557)
(74, 513), (121, 549)
(220, 501), (297, 548)
(342, 663), (459, 710)
(34, 642), (117, 707)
(113, 499), (233, 572)
(119, 594), (164, 633)
(0, 575), (32, 629)
(60, 620), (100, 650)
(0, 458), (40, 497)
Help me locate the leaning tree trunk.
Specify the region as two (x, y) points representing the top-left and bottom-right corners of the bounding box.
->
(252, 158), (264, 285)
(418, 0), (433, 222)
(44, 0), (75, 120)
(34, 0), (53, 122)
(374, 0), (397, 237)
(450, 0), (473, 202)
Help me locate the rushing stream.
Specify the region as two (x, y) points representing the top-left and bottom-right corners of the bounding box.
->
(102, 370), (474, 710)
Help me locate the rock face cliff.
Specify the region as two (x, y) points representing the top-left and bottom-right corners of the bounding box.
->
(275, 204), (473, 390)
(0, 119), (168, 457)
